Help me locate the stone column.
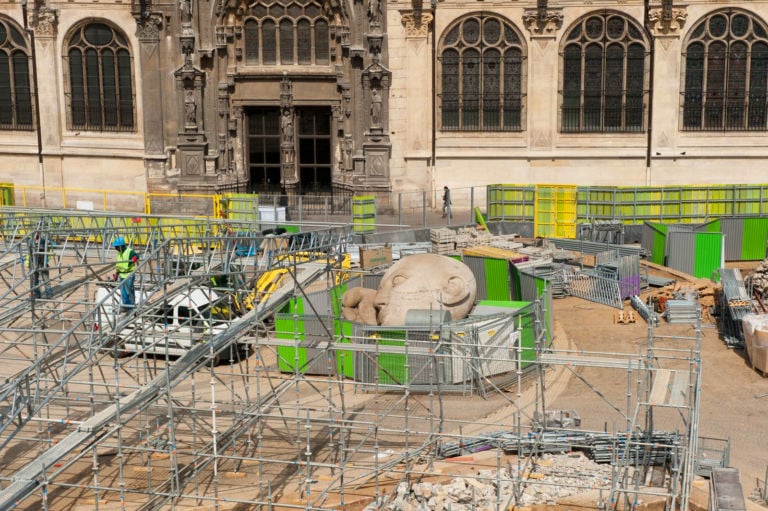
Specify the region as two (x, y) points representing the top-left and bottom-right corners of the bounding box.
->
(30, 7), (61, 151)
(135, 13), (166, 189)
(401, 12), (432, 160)
(523, 7), (563, 150)
(647, 3), (688, 154)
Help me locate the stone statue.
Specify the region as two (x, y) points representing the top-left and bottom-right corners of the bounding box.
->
(281, 107), (293, 144)
(367, 0), (380, 24)
(323, 0), (345, 25)
(342, 254), (477, 326)
(343, 136), (353, 170)
(180, 0), (192, 22)
(370, 88), (382, 126)
(184, 90), (196, 125)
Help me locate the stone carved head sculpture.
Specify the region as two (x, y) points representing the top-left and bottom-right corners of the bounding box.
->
(342, 254), (477, 326)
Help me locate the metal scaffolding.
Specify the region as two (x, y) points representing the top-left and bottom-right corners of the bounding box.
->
(0, 209), (706, 511)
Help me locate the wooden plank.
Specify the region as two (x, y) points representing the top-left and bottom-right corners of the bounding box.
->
(668, 371), (689, 407)
(649, 369), (671, 405)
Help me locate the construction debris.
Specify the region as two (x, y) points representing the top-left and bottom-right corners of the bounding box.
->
(746, 258), (768, 304)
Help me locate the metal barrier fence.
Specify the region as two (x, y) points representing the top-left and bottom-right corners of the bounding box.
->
(9, 183), (768, 237)
(4, 184), (486, 229)
(488, 183), (768, 228)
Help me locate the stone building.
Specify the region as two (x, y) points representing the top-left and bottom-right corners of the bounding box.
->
(1, 0), (768, 210)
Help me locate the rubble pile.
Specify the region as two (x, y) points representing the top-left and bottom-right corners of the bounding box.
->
(746, 258), (768, 301)
(366, 453), (612, 511)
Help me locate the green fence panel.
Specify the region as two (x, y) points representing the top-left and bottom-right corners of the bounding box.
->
(335, 320), (355, 379)
(0, 183), (14, 206)
(373, 331), (408, 385)
(475, 300), (537, 367)
(276, 297), (306, 373)
(352, 195), (376, 233)
(742, 218), (768, 260)
(486, 185), (535, 221)
(223, 193), (259, 223)
(647, 223), (667, 265)
(700, 219), (721, 233)
(485, 258), (511, 301)
(512, 184), (768, 225)
(693, 233), (723, 280)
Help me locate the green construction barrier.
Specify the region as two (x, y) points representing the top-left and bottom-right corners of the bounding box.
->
(352, 195), (376, 233)
(742, 218), (768, 261)
(0, 183), (14, 206)
(490, 184), (768, 227)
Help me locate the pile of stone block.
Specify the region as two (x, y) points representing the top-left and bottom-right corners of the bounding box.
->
(430, 228), (456, 255)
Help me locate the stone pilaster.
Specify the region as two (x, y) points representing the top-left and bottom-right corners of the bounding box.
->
(647, 3), (688, 155)
(30, 7), (61, 150)
(135, 14), (165, 156)
(523, 7), (563, 150)
(400, 10), (433, 180)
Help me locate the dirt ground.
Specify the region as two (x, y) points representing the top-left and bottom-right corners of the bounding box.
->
(550, 291), (768, 498)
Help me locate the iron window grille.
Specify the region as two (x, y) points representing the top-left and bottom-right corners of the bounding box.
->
(682, 9), (768, 132)
(0, 18), (33, 131)
(64, 22), (135, 132)
(243, 0), (330, 67)
(560, 11), (649, 133)
(439, 13), (526, 132)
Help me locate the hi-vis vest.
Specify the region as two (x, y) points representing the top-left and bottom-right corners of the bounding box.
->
(116, 248), (137, 277)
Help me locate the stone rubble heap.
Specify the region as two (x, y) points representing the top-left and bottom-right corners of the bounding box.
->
(746, 258), (768, 301)
(366, 453), (613, 511)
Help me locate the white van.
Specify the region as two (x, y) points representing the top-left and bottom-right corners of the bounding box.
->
(95, 285), (247, 363)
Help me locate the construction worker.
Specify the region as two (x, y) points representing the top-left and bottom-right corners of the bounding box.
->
(27, 231), (52, 299)
(441, 186), (452, 219)
(113, 236), (139, 312)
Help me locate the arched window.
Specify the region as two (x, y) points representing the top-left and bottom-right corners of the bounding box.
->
(66, 22), (134, 132)
(0, 18), (33, 130)
(243, 0), (331, 66)
(439, 13), (525, 132)
(561, 12), (648, 133)
(682, 9), (768, 131)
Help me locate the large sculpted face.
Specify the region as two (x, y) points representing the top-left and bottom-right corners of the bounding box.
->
(374, 254), (476, 326)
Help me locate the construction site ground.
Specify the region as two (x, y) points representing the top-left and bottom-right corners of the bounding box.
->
(272, 284), (768, 510)
(2, 227), (768, 510)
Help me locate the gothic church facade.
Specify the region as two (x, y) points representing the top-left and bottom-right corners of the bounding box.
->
(1, 0), (768, 210)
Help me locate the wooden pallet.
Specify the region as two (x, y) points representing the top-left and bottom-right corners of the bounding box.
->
(614, 310), (637, 324)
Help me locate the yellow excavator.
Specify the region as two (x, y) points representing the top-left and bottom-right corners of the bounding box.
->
(238, 252), (351, 312)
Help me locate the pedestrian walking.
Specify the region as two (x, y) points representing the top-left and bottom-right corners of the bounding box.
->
(28, 231), (52, 299)
(113, 237), (139, 312)
(441, 186), (452, 219)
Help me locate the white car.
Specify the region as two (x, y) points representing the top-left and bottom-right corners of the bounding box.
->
(95, 285), (247, 363)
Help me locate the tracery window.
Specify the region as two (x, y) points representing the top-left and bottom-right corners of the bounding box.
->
(243, 0), (330, 66)
(439, 13), (525, 132)
(682, 9), (768, 131)
(0, 18), (33, 130)
(65, 22), (135, 132)
(561, 12), (648, 133)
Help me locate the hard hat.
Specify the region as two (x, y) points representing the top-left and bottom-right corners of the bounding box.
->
(113, 236), (126, 247)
